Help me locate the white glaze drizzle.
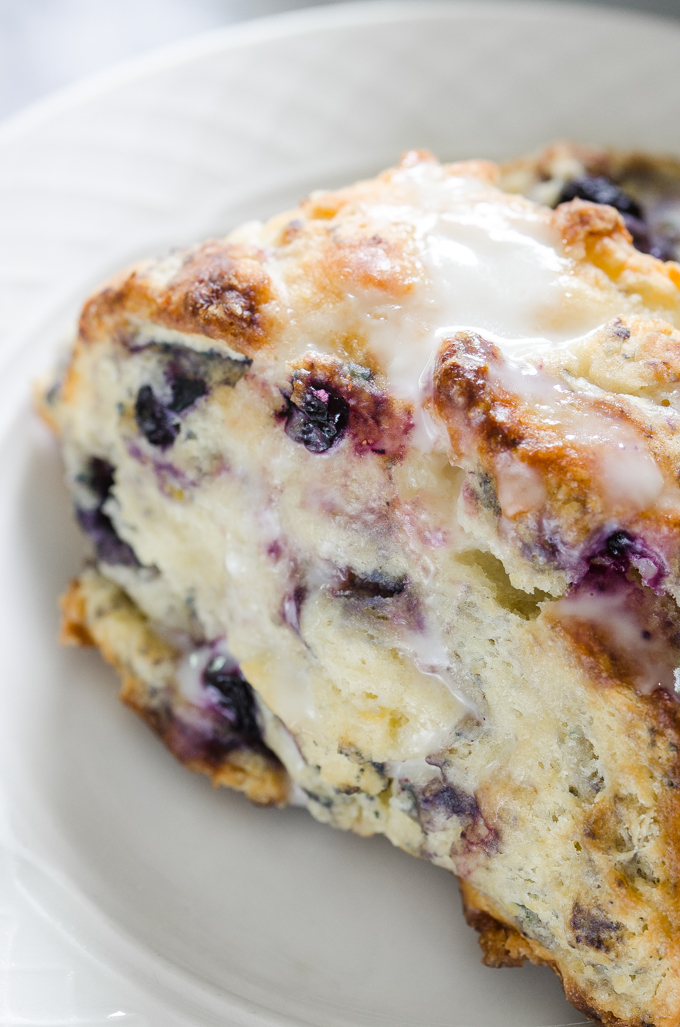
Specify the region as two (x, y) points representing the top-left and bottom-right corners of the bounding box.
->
(489, 353), (664, 516)
(354, 166), (622, 418)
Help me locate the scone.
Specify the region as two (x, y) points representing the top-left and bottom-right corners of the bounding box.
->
(43, 148), (680, 1027)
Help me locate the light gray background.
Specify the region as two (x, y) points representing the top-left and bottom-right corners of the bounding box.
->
(1, 0), (680, 123)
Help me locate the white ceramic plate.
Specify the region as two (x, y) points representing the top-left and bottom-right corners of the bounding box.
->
(2, 1), (680, 1022)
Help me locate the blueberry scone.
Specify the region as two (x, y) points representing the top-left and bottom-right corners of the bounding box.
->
(44, 148), (680, 1026)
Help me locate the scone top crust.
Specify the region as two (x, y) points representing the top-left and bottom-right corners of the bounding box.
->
(79, 148), (680, 365)
(47, 151), (680, 1027)
(71, 149), (680, 598)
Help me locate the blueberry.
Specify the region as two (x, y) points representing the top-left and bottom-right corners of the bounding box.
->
(418, 780), (479, 820)
(135, 368), (209, 449)
(570, 902), (623, 953)
(135, 385), (179, 449)
(168, 376), (207, 414)
(557, 175), (643, 219)
(605, 531), (635, 561)
(203, 656), (260, 739)
(647, 234), (678, 262)
(582, 530), (666, 593)
(132, 343), (252, 449)
(284, 384), (349, 453)
(75, 458), (140, 566)
(76, 506), (140, 567)
(625, 217), (678, 261)
(139, 341), (252, 391)
(336, 569), (406, 599)
(78, 456), (115, 503)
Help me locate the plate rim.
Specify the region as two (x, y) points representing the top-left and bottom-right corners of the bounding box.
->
(2, 0), (680, 152)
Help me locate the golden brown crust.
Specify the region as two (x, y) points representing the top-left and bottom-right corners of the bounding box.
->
(433, 330), (620, 539)
(553, 197), (633, 258)
(155, 241), (275, 345)
(460, 880), (553, 969)
(553, 200), (680, 312)
(460, 881), (649, 1027)
(78, 241), (277, 358)
(60, 578), (96, 647)
(60, 571), (289, 806)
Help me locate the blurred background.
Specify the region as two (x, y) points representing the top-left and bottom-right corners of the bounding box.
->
(1, 0), (680, 122)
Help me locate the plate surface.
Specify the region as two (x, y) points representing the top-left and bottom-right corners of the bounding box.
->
(2, 1), (680, 1023)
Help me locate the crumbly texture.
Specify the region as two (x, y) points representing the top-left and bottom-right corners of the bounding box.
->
(46, 149), (680, 1027)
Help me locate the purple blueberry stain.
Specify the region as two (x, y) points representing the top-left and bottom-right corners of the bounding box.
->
(598, 529), (667, 593)
(553, 530), (680, 698)
(515, 515), (669, 593)
(167, 701), (264, 767)
(284, 383), (349, 453)
(126, 440), (197, 495)
(570, 528), (669, 605)
(412, 776), (498, 854)
(75, 457), (140, 567)
(417, 778), (480, 832)
(570, 902), (624, 953)
(267, 539), (283, 562)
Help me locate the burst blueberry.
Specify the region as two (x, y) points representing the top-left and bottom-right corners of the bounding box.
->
(135, 385), (180, 448)
(203, 656), (261, 739)
(284, 384), (349, 453)
(169, 376), (207, 414)
(134, 370), (208, 449)
(604, 530), (635, 562)
(78, 456), (115, 503)
(336, 569), (406, 599)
